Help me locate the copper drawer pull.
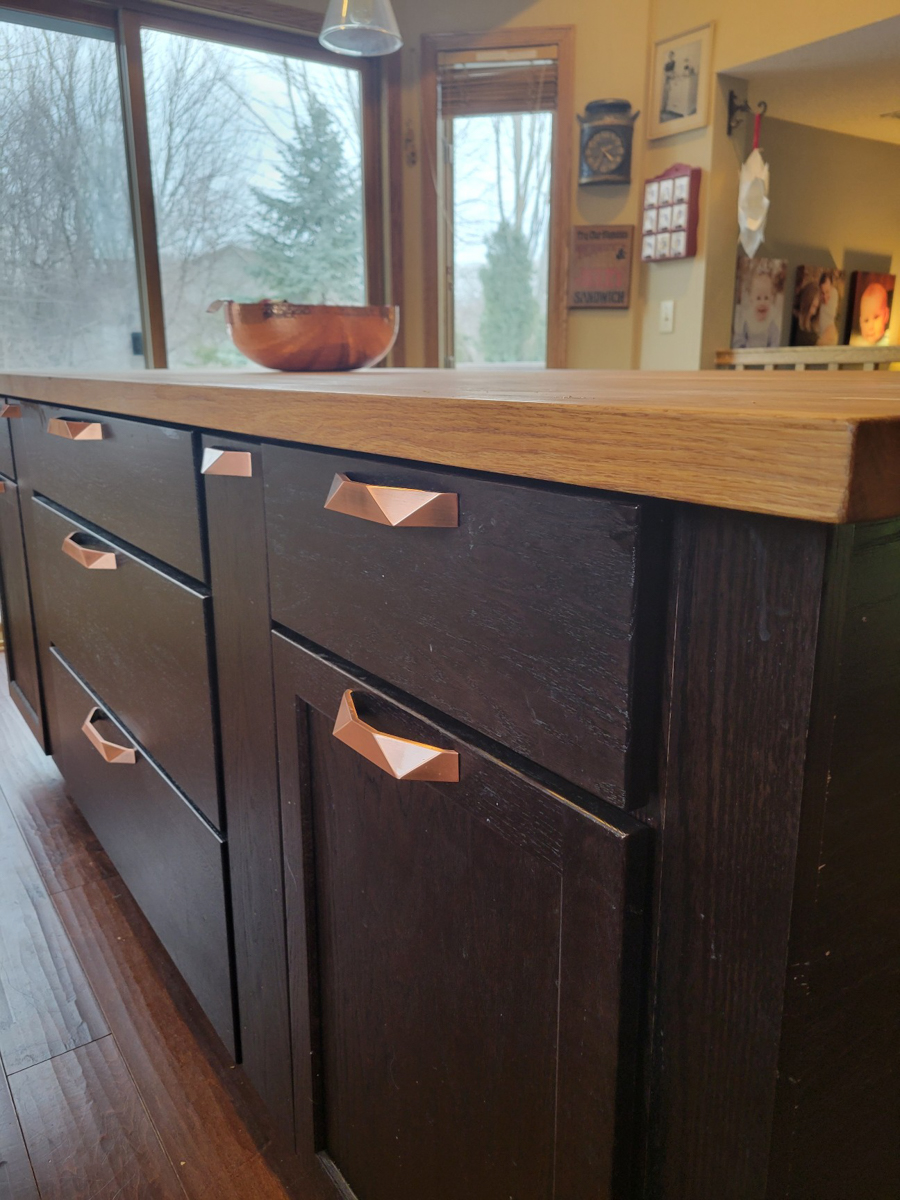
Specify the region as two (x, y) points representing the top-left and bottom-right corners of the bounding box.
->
(201, 448), (253, 477)
(62, 532), (117, 570)
(48, 417), (104, 440)
(82, 707), (137, 764)
(1, 403), (21, 419)
(324, 473), (458, 527)
(332, 690), (459, 782)
(0, 481), (5, 494)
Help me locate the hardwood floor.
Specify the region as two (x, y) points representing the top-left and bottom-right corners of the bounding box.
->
(0, 655), (296, 1200)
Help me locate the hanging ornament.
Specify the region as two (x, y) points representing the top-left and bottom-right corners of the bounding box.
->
(737, 111), (769, 257)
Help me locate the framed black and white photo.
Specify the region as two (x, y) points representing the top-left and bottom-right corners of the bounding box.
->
(649, 24), (714, 139)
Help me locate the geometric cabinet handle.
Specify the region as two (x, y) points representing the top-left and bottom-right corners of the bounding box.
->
(324, 473), (458, 527)
(47, 417), (105, 440)
(0, 403), (21, 419)
(332, 690), (459, 782)
(61, 532), (117, 570)
(201, 448), (253, 477)
(81, 707), (137, 764)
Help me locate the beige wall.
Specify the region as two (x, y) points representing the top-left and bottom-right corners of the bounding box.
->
(759, 118), (900, 347)
(643, 0), (900, 367)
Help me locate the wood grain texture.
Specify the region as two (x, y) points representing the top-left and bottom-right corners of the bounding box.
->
(265, 443), (660, 807)
(0, 793), (108, 1075)
(29, 498), (221, 825)
(53, 876), (293, 1200)
(9, 1036), (186, 1200)
(202, 435), (294, 1133)
(643, 506), (828, 1200)
(2, 368), (900, 521)
(0, 1068), (38, 1200)
(48, 649), (235, 1058)
(768, 518), (900, 1199)
(0, 475), (44, 745)
(274, 631), (650, 1199)
(0, 654), (115, 895)
(13, 399), (205, 579)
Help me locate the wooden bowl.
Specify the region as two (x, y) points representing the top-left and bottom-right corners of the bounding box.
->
(209, 301), (399, 371)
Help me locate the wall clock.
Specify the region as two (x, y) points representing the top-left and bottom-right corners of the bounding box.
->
(577, 99), (639, 186)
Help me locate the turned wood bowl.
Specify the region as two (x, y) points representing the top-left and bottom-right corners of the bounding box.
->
(208, 301), (399, 371)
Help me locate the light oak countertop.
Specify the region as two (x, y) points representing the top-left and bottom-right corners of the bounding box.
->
(2, 367), (899, 523)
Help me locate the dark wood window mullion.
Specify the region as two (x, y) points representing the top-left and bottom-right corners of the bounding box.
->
(117, 9), (168, 369)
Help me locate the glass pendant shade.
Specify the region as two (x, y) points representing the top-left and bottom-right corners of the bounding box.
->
(319, 0), (403, 57)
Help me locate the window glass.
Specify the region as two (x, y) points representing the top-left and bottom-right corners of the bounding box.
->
(451, 112), (552, 367)
(141, 29), (366, 368)
(0, 14), (143, 369)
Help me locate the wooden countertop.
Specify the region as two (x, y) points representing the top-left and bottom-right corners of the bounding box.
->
(2, 367), (900, 523)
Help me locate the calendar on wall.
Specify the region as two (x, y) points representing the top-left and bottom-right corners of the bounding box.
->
(640, 164), (701, 263)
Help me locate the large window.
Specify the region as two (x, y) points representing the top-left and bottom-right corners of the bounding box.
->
(0, 2), (384, 371)
(0, 12), (141, 369)
(422, 31), (574, 369)
(141, 28), (366, 368)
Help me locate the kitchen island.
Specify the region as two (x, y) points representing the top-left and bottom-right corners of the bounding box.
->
(1, 368), (897, 1200)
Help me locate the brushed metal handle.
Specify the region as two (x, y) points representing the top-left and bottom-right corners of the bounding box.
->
(201, 448), (253, 477)
(332, 690), (459, 782)
(62, 532), (117, 570)
(324, 473), (458, 527)
(0, 403), (21, 419)
(47, 417), (104, 440)
(82, 707), (137, 764)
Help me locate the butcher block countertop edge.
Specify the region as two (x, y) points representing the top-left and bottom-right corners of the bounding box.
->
(3, 367), (900, 524)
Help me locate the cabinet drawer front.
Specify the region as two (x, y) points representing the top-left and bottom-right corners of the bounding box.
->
(264, 444), (659, 808)
(48, 649), (234, 1055)
(31, 498), (220, 826)
(0, 402), (14, 477)
(0, 475), (42, 738)
(17, 401), (204, 580)
(274, 631), (650, 1200)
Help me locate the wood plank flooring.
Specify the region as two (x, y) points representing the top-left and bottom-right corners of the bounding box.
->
(0, 655), (296, 1200)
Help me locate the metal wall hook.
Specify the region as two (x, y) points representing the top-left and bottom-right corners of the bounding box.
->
(728, 90), (767, 136)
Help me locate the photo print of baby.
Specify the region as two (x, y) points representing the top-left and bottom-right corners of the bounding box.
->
(731, 255), (787, 349)
(790, 267), (846, 348)
(847, 271), (895, 347)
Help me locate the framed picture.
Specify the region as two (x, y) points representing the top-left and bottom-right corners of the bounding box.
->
(568, 225), (634, 309)
(640, 165), (701, 262)
(789, 266), (846, 347)
(846, 271), (896, 347)
(731, 256), (787, 349)
(649, 24), (714, 139)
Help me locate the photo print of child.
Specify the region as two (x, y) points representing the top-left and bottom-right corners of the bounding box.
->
(847, 271), (895, 347)
(731, 256), (787, 349)
(790, 266), (845, 348)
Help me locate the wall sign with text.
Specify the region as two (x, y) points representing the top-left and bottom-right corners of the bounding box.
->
(568, 225), (634, 309)
(640, 164), (701, 262)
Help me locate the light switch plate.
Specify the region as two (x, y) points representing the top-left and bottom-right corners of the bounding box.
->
(659, 299), (675, 334)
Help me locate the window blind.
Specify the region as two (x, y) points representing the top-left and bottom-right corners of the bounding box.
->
(437, 49), (558, 118)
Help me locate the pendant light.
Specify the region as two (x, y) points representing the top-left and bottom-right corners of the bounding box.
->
(319, 0), (403, 57)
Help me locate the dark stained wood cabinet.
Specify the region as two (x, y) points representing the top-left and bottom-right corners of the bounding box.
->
(28, 496), (221, 827)
(47, 647), (235, 1056)
(0, 471), (44, 746)
(0, 402), (16, 477)
(1, 374), (897, 1200)
(272, 631), (650, 1200)
(264, 444), (666, 809)
(15, 400), (206, 580)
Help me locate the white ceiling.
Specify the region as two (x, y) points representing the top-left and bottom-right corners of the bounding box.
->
(730, 16), (900, 145)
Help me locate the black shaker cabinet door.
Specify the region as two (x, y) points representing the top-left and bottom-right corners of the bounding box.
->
(273, 631), (650, 1200)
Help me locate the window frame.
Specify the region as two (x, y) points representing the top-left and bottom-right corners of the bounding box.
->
(1, 0), (395, 367)
(420, 27), (575, 369)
